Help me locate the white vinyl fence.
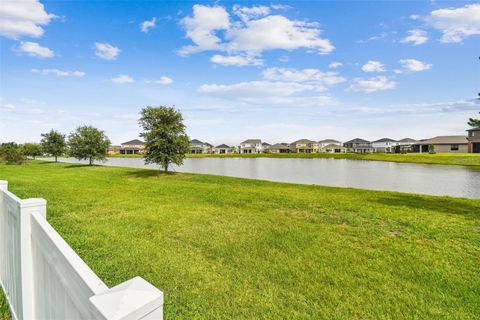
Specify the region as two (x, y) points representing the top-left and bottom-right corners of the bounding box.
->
(0, 180), (164, 320)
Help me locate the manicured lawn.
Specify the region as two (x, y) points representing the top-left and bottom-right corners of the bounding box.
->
(1, 161), (479, 319)
(109, 152), (480, 167)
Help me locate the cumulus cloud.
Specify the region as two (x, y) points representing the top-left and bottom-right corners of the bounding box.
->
(94, 42), (120, 60)
(401, 29), (428, 45)
(179, 4), (334, 57)
(31, 68), (86, 77)
(210, 54), (263, 66)
(0, 0), (55, 39)
(111, 75), (134, 84)
(145, 76), (173, 85)
(347, 76), (396, 93)
(262, 67), (345, 87)
(399, 59), (432, 72)
(17, 41), (54, 57)
(328, 62), (342, 69)
(361, 60), (385, 72)
(427, 4), (480, 43)
(140, 17), (156, 33)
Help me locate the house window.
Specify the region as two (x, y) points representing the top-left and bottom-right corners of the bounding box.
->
(451, 144), (459, 151)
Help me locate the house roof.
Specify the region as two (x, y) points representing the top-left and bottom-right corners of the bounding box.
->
(318, 139), (341, 144)
(398, 138), (418, 143)
(373, 138), (397, 143)
(467, 128), (480, 132)
(291, 139), (316, 144)
(344, 138), (370, 144)
(271, 143), (290, 149)
(322, 144), (345, 149)
(262, 142), (271, 146)
(215, 144), (230, 148)
(190, 139), (203, 144)
(204, 142), (213, 147)
(417, 135), (468, 145)
(121, 139), (145, 145)
(241, 139), (261, 144)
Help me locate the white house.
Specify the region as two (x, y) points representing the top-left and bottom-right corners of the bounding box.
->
(318, 139), (342, 149)
(372, 138), (399, 153)
(189, 139), (212, 154)
(240, 139), (262, 153)
(214, 144), (231, 154)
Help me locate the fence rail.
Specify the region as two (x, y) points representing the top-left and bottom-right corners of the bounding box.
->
(0, 180), (163, 320)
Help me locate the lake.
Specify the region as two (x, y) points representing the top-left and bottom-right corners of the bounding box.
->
(40, 157), (480, 199)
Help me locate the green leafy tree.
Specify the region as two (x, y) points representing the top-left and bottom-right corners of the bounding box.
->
(468, 112), (480, 128)
(68, 125), (111, 165)
(22, 143), (43, 159)
(0, 142), (26, 164)
(40, 130), (67, 162)
(139, 106), (190, 171)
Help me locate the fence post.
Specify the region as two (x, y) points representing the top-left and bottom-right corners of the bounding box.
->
(90, 276), (164, 320)
(19, 197), (47, 320)
(0, 181), (7, 191)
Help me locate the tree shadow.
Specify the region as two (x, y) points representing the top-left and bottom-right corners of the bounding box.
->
(127, 169), (177, 178)
(63, 164), (94, 168)
(371, 193), (480, 220)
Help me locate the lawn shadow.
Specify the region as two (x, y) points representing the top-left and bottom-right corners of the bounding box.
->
(127, 168), (178, 179)
(64, 164), (95, 168)
(372, 193), (480, 220)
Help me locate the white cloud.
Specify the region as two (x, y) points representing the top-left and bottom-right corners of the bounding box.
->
(94, 42), (120, 60)
(198, 80), (338, 107)
(0, 0), (55, 39)
(328, 62), (342, 69)
(210, 54), (263, 66)
(17, 41), (54, 57)
(270, 4), (291, 11)
(111, 75), (134, 84)
(0, 103), (15, 111)
(399, 59), (432, 72)
(140, 17), (156, 33)
(361, 60), (385, 72)
(31, 68), (86, 77)
(278, 55), (289, 62)
(179, 5), (230, 55)
(145, 76), (173, 85)
(179, 4), (334, 57)
(427, 4), (480, 43)
(262, 67), (345, 87)
(19, 98), (37, 104)
(232, 5), (270, 22)
(347, 76), (397, 93)
(401, 29), (428, 45)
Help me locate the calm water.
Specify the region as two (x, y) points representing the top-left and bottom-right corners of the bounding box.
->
(42, 157), (480, 199)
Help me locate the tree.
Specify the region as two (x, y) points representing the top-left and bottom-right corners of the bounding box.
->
(68, 125), (111, 165)
(0, 142), (26, 164)
(468, 112), (480, 128)
(139, 106), (190, 171)
(40, 130), (66, 162)
(22, 143), (43, 159)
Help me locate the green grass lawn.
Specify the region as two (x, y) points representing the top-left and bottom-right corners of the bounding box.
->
(109, 152), (480, 167)
(1, 161), (479, 319)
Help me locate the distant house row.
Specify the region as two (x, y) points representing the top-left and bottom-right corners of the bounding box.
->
(108, 128), (480, 155)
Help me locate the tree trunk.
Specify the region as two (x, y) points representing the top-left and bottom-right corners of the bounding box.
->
(55, 155), (58, 162)
(89, 157), (93, 166)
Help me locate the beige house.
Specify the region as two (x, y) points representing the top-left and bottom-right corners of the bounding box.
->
(214, 144), (231, 154)
(120, 139), (145, 154)
(270, 143), (290, 153)
(467, 128), (480, 153)
(107, 145), (121, 155)
(320, 144), (346, 153)
(290, 139), (319, 153)
(413, 136), (468, 153)
(189, 139), (212, 154)
(318, 139), (342, 149)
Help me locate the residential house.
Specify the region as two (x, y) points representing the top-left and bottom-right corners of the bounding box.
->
(372, 138), (398, 153)
(261, 142), (271, 153)
(320, 144), (346, 153)
(290, 139), (319, 153)
(240, 139), (262, 153)
(119, 139), (145, 154)
(412, 136), (468, 153)
(343, 138), (373, 153)
(214, 144), (231, 154)
(189, 139), (211, 154)
(318, 139), (342, 149)
(269, 143), (290, 153)
(394, 138), (418, 153)
(467, 128), (480, 153)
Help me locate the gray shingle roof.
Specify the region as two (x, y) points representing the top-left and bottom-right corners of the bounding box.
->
(292, 139), (316, 144)
(417, 136), (468, 145)
(190, 139), (203, 144)
(241, 139), (261, 144)
(121, 139), (145, 145)
(398, 138), (418, 143)
(373, 138), (397, 143)
(344, 138), (370, 144)
(215, 144), (230, 148)
(318, 139), (341, 144)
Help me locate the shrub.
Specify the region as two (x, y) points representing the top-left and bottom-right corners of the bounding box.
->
(0, 143), (26, 164)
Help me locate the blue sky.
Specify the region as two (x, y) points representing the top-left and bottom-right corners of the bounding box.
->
(1, 0), (479, 145)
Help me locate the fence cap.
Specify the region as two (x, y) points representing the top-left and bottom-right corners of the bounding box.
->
(90, 276), (163, 320)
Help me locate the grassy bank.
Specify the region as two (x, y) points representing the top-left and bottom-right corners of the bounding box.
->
(1, 161), (479, 319)
(108, 152), (480, 167)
